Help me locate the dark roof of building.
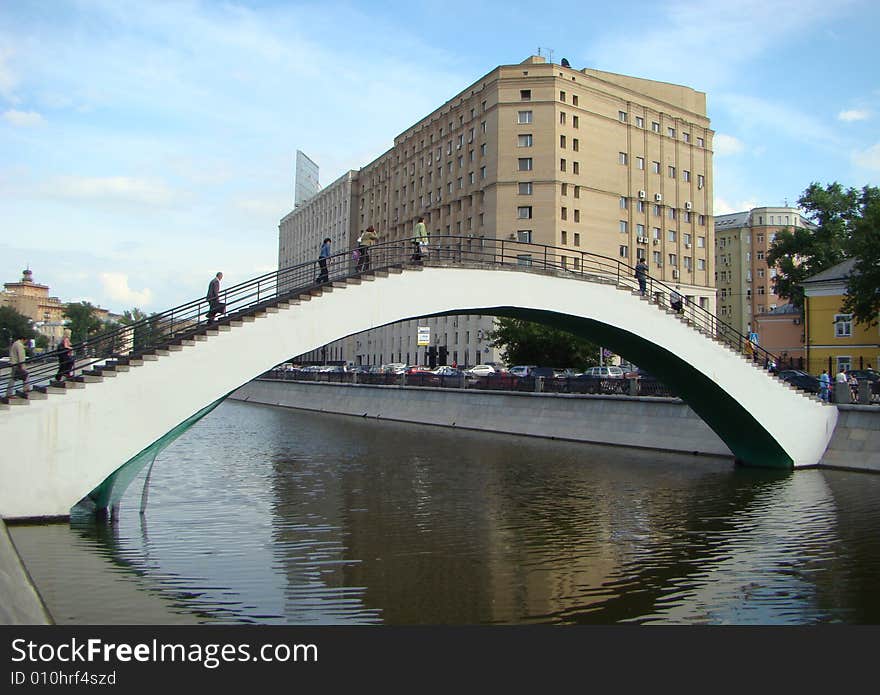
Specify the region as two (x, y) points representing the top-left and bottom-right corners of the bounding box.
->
(802, 258), (858, 284)
(714, 212), (750, 229)
(766, 303), (800, 315)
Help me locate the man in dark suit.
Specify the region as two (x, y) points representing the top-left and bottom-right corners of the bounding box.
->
(206, 272), (226, 323)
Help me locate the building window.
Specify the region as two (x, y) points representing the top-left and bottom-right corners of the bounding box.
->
(619, 245), (628, 258)
(520, 89), (531, 100)
(652, 121), (660, 133)
(697, 174), (705, 189)
(836, 356), (852, 372)
(561, 230), (567, 245)
(619, 110), (628, 122)
(573, 232), (581, 246)
(667, 126), (676, 137)
(518, 111), (533, 124)
(698, 215), (706, 225)
(684, 256), (692, 270)
(683, 170), (691, 182)
(684, 233), (692, 245)
(561, 183), (567, 196)
(652, 226), (661, 239)
(619, 220), (628, 234)
(697, 136), (705, 147)
(574, 209), (580, 223)
(668, 165), (676, 178)
(572, 115), (579, 128)
(637, 200), (645, 213)
(653, 204), (661, 217)
(835, 314), (853, 338)
(517, 254), (533, 267)
(574, 185), (580, 198)
(572, 138), (579, 152)
(560, 90), (566, 102)
(561, 206), (568, 220)
(653, 251), (661, 264)
(620, 196), (628, 209)
(683, 132), (690, 143)
(560, 158), (567, 172)
(637, 223), (646, 236)
(560, 111), (566, 125)
(668, 230), (676, 242)
(637, 156), (645, 170)
(517, 206), (533, 219)
(481, 121), (487, 133)
(572, 161), (579, 174)
(619, 152), (628, 165)
(668, 208), (676, 221)
(518, 134), (533, 147)
(517, 230), (532, 242)
(560, 134), (566, 148)
(636, 116), (644, 128)
(668, 253), (677, 266)
(572, 95), (578, 106)
(480, 166), (486, 180)
(652, 161), (660, 174)
(697, 236), (705, 248)
(519, 181), (531, 195)
(518, 157), (533, 171)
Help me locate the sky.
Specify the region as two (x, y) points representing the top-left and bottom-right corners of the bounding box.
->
(1, 0), (878, 313)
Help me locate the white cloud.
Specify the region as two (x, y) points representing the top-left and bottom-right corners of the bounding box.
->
(99, 272), (153, 308)
(838, 109), (870, 122)
(46, 175), (182, 207)
(714, 197), (758, 215)
(853, 143), (880, 171)
(713, 134), (745, 156)
(2, 109), (46, 126)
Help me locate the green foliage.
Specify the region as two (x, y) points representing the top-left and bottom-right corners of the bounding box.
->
(0, 306), (36, 350)
(489, 317), (599, 368)
(841, 187), (880, 325)
(768, 182), (879, 324)
(63, 301), (103, 343)
(119, 307), (161, 351)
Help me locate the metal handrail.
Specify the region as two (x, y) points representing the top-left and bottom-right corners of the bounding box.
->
(2, 235), (781, 395)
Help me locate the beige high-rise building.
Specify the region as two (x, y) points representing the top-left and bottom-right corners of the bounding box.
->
(714, 206), (815, 337)
(280, 55), (716, 367)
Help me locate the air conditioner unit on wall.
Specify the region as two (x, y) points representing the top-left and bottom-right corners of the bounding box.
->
(685, 201), (692, 210)
(685, 243), (691, 249)
(637, 236), (647, 244)
(672, 269), (680, 278)
(638, 190), (646, 199)
(652, 239), (659, 245)
(655, 193), (663, 202)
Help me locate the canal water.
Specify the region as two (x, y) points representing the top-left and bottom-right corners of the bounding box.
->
(10, 400), (880, 624)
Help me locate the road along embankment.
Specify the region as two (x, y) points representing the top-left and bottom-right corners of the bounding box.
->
(231, 379), (880, 472)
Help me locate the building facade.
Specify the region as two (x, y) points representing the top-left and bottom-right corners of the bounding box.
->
(281, 55), (717, 367)
(1, 269), (67, 348)
(802, 259), (879, 375)
(714, 206), (814, 338)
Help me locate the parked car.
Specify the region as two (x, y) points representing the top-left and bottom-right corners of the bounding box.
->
(582, 366), (625, 378)
(405, 366), (434, 375)
(467, 364), (498, 376)
(508, 365), (537, 378)
(847, 369), (879, 383)
(777, 369), (820, 394)
(432, 366), (464, 377)
(381, 363), (409, 374)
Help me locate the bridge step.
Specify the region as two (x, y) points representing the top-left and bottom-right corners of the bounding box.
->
(140, 353), (160, 361)
(105, 362), (131, 372)
(345, 278), (362, 285)
(27, 388), (48, 400)
(332, 281), (347, 288)
(79, 372), (105, 383)
(194, 334), (208, 341)
(165, 344), (183, 351)
(265, 306), (279, 313)
(241, 315), (256, 322)
(50, 379), (84, 390)
(374, 270), (389, 277)
(228, 320), (243, 327)
(298, 293), (312, 301)
(1, 395), (29, 406)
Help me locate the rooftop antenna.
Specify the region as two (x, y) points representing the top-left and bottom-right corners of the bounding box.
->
(537, 46), (554, 64)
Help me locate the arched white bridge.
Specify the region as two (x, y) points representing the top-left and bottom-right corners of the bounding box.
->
(0, 242), (837, 520)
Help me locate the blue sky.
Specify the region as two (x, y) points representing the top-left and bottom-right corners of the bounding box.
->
(1, 0), (877, 312)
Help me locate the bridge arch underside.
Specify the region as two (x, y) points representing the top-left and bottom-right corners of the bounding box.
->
(430, 307), (793, 470)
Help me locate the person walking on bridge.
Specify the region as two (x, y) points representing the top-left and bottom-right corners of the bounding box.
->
(634, 258), (648, 296)
(206, 272), (226, 324)
(412, 217), (428, 263)
(6, 334), (30, 397)
(55, 327), (74, 382)
(358, 225), (379, 272)
(670, 285), (683, 313)
(317, 237), (332, 283)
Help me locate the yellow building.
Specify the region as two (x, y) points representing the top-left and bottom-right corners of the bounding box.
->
(802, 259), (879, 374)
(1, 268), (68, 348)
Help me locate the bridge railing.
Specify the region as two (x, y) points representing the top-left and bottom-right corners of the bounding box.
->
(3, 235), (781, 396)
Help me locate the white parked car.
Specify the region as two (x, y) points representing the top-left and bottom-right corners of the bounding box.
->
(467, 364), (498, 376)
(582, 366), (624, 378)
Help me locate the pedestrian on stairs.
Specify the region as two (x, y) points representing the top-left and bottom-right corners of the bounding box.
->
(55, 328), (74, 381)
(670, 285), (683, 313)
(634, 259), (648, 296)
(206, 272), (226, 324)
(6, 334), (30, 397)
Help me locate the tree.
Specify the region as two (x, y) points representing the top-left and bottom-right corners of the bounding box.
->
(489, 317), (599, 368)
(841, 187), (880, 325)
(0, 306), (36, 350)
(767, 182), (880, 325)
(767, 182), (855, 312)
(118, 307), (161, 351)
(64, 301), (103, 343)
